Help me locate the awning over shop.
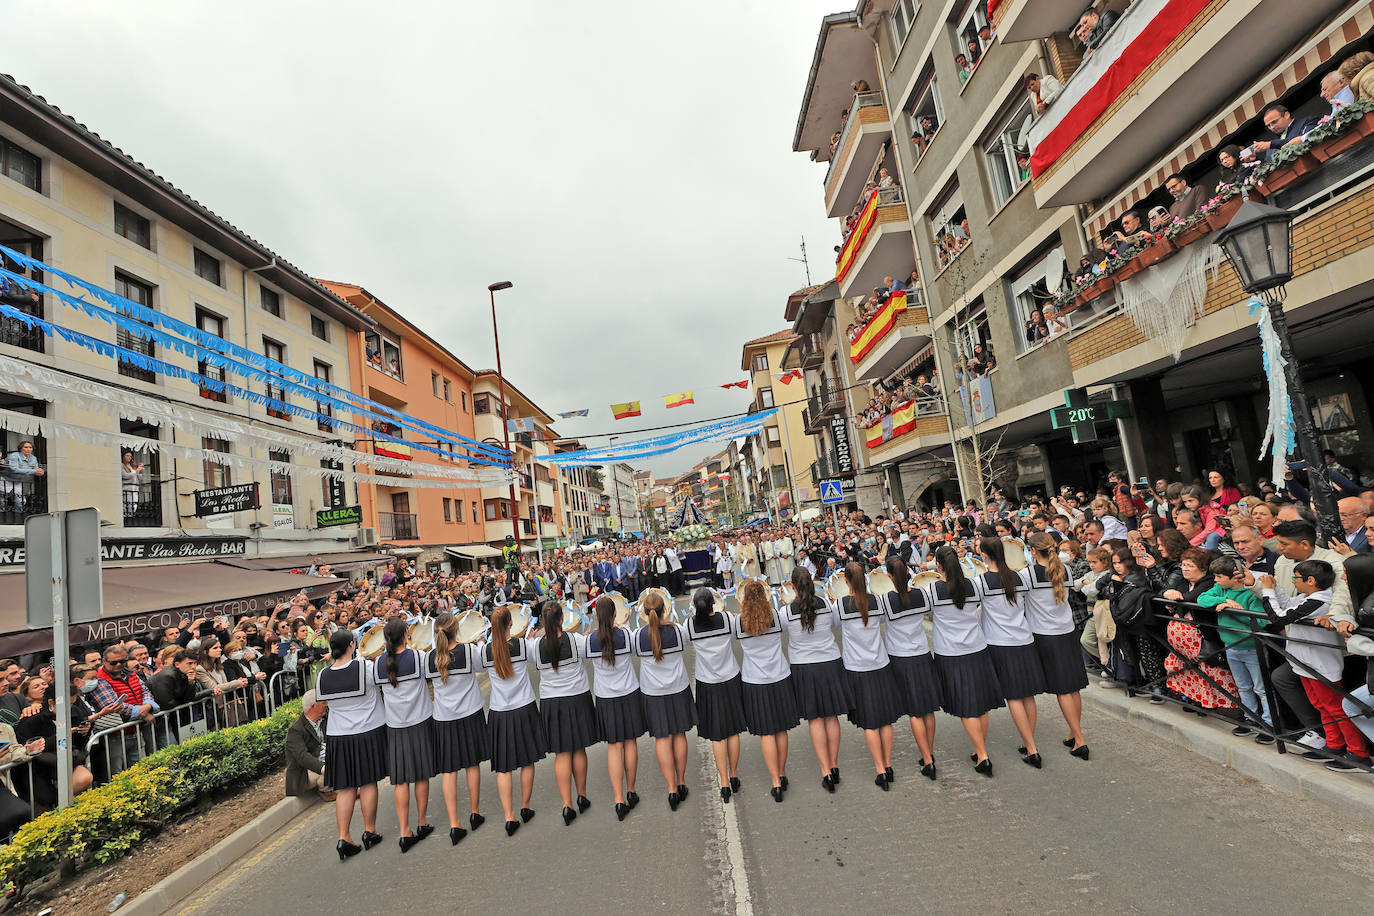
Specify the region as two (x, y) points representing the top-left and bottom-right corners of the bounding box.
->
(445, 544), (502, 560)
(218, 551), (390, 574)
(0, 562), (345, 656)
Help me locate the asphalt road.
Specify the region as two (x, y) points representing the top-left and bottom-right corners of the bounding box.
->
(177, 676), (1374, 916)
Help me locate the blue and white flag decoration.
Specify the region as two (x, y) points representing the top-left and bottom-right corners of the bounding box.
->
(506, 417), (537, 433)
(557, 409), (590, 418)
(1248, 297), (1295, 486)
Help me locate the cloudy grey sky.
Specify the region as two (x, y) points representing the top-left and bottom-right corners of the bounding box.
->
(10, 0), (845, 478)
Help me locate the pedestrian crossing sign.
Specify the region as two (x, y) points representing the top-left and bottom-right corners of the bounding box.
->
(820, 480), (844, 504)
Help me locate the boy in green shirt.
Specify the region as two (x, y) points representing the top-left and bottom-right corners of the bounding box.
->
(1196, 557), (1272, 738)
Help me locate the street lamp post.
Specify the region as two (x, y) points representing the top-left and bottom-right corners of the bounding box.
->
(1216, 201), (1340, 542)
(487, 281), (522, 552)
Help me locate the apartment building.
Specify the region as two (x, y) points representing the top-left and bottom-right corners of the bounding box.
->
(607, 462), (644, 535)
(740, 329), (822, 519)
(471, 372), (567, 552)
(323, 281), (494, 572)
(791, 0), (1374, 502)
(0, 74), (376, 550)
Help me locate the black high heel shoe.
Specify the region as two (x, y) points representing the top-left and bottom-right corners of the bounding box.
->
(562, 806), (577, 826)
(874, 773), (889, 791)
(449, 826), (467, 845)
(520, 807), (536, 823)
(821, 774), (835, 793)
(361, 830), (383, 850)
(414, 824), (433, 842)
(505, 820), (520, 837)
(770, 786), (784, 803)
(577, 795), (591, 813)
(829, 767), (840, 786)
(883, 766), (894, 784)
(974, 757), (993, 777)
(615, 801), (630, 821)
(667, 792), (680, 811)
(1070, 744), (1090, 761)
(676, 783), (689, 801)
(720, 786), (732, 803)
(1062, 737), (1075, 748)
(779, 775), (789, 791)
(729, 776), (741, 793)
(469, 813), (485, 831)
(399, 834), (421, 853)
(920, 759), (937, 781)
(627, 791), (640, 809)
(1023, 753), (1043, 769)
(337, 839), (362, 861)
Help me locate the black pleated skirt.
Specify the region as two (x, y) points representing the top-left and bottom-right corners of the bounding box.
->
(595, 690), (647, 744)
(323, 724), (388, 790)
(935, 650), (1006, 718)
(791, 658), (853, 720)
(434, 710), (489, 772)
(889, 653), (943, 718)
(488, 702), (547, 773)
(644, 687), (698, 738)
(1034, 631), (1090, 695)
(387, 720), (438, 785)
(845, 665), (902, 729)
(541, 692), (599, 753)
(695, 674), (748, 741)
(988, 642), (1047, 700)
(742, 677), (800, 736)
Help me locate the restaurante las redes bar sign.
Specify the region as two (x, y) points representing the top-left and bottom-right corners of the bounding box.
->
(0, 536), (247, 569)
(194, 483), (260, 517)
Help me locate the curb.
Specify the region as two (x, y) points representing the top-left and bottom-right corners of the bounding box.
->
(1082, 684), (1374, 821)
(123, 795), (316, 916)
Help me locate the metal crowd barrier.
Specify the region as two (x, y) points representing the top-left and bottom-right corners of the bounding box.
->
(1113, 596), (1374, 769)
(0, 757), (38, 841)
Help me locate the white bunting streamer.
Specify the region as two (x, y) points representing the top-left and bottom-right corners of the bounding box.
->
(1248, 297), (1296, 485)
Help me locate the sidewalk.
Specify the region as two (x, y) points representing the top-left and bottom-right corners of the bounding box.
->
(1082, 683), (1374, 820)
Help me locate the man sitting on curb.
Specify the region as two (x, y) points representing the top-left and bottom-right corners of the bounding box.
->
(285, 690), (335, 801)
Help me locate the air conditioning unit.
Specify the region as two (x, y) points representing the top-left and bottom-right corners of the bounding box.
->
(354, 527), (379, 548)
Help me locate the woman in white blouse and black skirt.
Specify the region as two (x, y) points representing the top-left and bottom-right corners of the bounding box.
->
(734, 577), (798, 802)
(634, 590), (697, 810)
(685, 587), (746, 802)
(1025, 533), (1090, 759)
(374, 618), (436, 852)
(977, 536), (1047, 768)
(315, 629), (387, 860)
(878, 555), (941, 780)
(425, 612), (488, 844)
(837, 562), (902, 790)
(585, 594), (644, 821)
(781, 566), (851, 792)
(927, 546), (1003, 776)
(532, 600), (598, 825)
(480, 605), (546, 836)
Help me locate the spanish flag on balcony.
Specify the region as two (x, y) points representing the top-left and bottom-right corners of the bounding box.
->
(664, 391), (694, 409)
(610, 401), (642, 420)
(835, 190), (880, 283)
(849, 289), (908, 363)
(374, 439), (413, 461)
(864, 399), (918, 448)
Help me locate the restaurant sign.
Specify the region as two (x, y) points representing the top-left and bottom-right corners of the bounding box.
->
(0, 536), (247, 569)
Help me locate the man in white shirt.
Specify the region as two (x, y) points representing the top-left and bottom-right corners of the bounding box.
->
(776, 530), (795, 581)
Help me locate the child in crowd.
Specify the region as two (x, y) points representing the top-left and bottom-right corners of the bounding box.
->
(1259, 560), (1371, 770)
(1197, 557), (1273, 740)
(1076, 546), (1115, 682)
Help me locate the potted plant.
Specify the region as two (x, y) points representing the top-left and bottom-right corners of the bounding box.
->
(1256, 141), (1321, 196)
(1199, 184), (1248, 232)
(1306, 99), (1374, 162)
(1135, 233), (1176, 268)
(1166, 213), (1211, 248)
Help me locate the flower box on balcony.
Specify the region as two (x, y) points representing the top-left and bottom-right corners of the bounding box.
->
(1171, 218), (1212, 248)
(1256, 152), (1320, 197)
(1135, 236), (1175, 268)
(1203, 195), (1245, 232)
(1309, 110), (1374, 162)
(1113, 256), (1144, 282)
(1081, 276), (1115, 302)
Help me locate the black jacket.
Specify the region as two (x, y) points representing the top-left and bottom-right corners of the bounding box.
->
(148, 666), (212, 710)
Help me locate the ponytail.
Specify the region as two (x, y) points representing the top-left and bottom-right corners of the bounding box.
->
(541, 600), (564, 670)
(489, 606), (514, 680)
(643, 591), (667, 661)
(595, 595), (617, 665)
(1028, 532), (1067, 603)
(792, 566), (818, 632)
(885, 554), (909, 598)
(934, 546), (969, 609)
(382, 617), (407, 687)
(433, 612), (457, 684)
(845, 562), (870, 625)
(979, 536), (1019, 602)
(691, 588), (714, 626)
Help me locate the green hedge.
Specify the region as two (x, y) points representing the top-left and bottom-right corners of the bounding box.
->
(0, 700), (300, 895)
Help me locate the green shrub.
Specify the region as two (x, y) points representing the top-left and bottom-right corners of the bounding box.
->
(0, 700), (300, 895)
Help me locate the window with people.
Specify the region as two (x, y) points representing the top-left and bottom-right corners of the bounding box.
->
(930, 187), (971, 271)
(1008, 244), (1070, 352)
(844, 269), (920, 344)
(984, 96), (1035, 208)
(951, 305), (994, 381)
(952, 1), (993, 87)
(905, 67), (943, 164)
(364, 330), (403, 380)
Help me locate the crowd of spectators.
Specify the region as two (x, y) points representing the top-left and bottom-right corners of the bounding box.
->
(845, 271), (919, 342)
(857, 367), (941, 429)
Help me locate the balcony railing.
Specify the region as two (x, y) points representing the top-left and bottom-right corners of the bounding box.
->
(809, 452), (850, 486)
(824, 90), (886, 187)
(859, 395), (949, 452)
(122, 480), (163, 528)
(802, 404), (824, 435)
(378, 511), (419, 540)
(0, 290), (44, 353)
(0, 473), (47, 525)
(797, 333), (824, 370)
(813, 382), (845, 419)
